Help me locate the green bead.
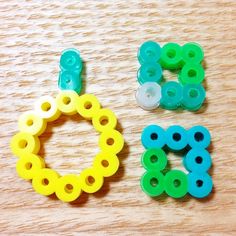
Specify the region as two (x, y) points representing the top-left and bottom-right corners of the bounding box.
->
(58, 70), (82, 94)
(140, 171), (165, 197)
(182, 42), (204, 64)
(141, 148), (167, 171)
(137, 63), (162, 84)
(164, 170), (188, 198)
(181, 84), (206, 111)
(178, 63), (205, 85)
(60, 48), (82, 72)
(160, 43), (182, 70)
(138, 41), (161, 64)
(160, 81), (183, 110)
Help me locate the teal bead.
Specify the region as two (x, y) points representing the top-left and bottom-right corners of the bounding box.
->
(137, 63), (162, 84)
(181, 84), (206, 111)
(138, 41), (161, 64)
(58, 70), (82, 94)
(160, 81), (183, 110)
(60, 48), (82, 72)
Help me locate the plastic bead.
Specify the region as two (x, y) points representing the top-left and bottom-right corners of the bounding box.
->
(182, 42), (204, 64)
(99, 129), (124, 154)
(92, 108), (117, 132)
(166, 125), (188, 151)
(58, 70), (82, 94)
(79, 168), (104, 193)
(160, 81), (183, 110)
(18, 111), (47, 136)
(160, 43), (182, 70)
(56, 90), (79, 115)
(76, 94), (101, 120)
(32, 168), (59, 196)
(179, 63), (205, 85)
(55, 175), (82, 202)
(184, 148), (212, 173)
(16, 153), (45, 180)
(10, 132), (40, 157)
(164, 170), (188, 198)
(140, 171), (165, 197)
(137, 63), (162, 84)
(93, 152), (119, 177)
(181, 84), (206, 111)
(188, 172), (213, 198)
(141, 148), (167, 171)
(138, 41), (161, 64)
(60, 48), (82, 72)
(135, 82), (162, 111)
(187, 126), (211, 149)
(141, 125), (166, 149)
(34, 96), (61, 122)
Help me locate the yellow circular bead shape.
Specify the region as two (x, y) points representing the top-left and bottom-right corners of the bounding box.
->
(10, 132), (40, 157)
(11, 92), (124, 202)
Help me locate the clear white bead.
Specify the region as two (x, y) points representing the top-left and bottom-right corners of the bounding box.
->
(135, 82), (162, 111)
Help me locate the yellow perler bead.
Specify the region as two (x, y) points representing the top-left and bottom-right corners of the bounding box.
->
(11, 92), (124, 202)
(55, 174), (82, 202)
(79, 168), (104, 193)
(16, 153), (45, 180)
(93, 152), (119, 177)
(32, 168), (59, 196)
(56, 90), (79, 115)
(10, 132), (40, 157)
(99, 129), (124, 154)
(76, 94), (101, 119)
(18, 111), (47, 136)
(92, 108), (117, 132)
(34, 95), (61, 122)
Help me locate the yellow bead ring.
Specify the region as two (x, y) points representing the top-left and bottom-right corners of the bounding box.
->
(11, 91), (124, 202)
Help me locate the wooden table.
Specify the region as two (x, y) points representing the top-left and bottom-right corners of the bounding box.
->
(1, 1), (235, 235)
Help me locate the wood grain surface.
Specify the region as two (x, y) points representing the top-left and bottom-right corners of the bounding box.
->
(0, 0), (236, 235)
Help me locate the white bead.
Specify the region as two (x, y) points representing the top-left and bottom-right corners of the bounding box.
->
(135, 82), (162, 111)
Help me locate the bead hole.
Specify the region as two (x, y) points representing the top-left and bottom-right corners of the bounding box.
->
(101, 160), (109, 167)
(41, 102), (51, 111)
(173, 133), (181, 141)
(18, 139), (28, 149)
(145, 87), (155, 98)
(150, 133), (158, 140)
(188, 50), (195, 58)
(63, 97), (71, 105)
(26, 119), (34, 126)
(65, 184), (73, 193)
(146, 49), (154, 57)
(167, 49), (176, 58)
(195, 156), (203, 164)
(189, 89), (198, 98)
(106, 138), (114, 146)
(167, 88), (176, 97)
(84, 102), (92, 110)
(150, 177), (158, 187)
(196, 180), (203, 187)
(100, 116), (109, 126)
(147, 68), (156, 77)
(25, 162), (32, 170)
(174, 179), (181, 187)
(86, 176), (95, 186)
(42, 178), (49, 186)
(188, 69), (197, 78)
(194, 132), (204, 142)
(150, 155), (158, 163)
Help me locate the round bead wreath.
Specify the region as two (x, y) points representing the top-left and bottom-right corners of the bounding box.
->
(11, 90), (124, 202)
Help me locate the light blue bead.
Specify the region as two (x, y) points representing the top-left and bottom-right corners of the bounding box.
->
(184, 148), (212, 172)
(187, 126), (211, 149)
(141, 125), (166, 149)
(188, 172), (213, 198)
(166, 125), (187, 151)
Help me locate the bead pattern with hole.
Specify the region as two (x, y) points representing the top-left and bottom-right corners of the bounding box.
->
(138, 41), (161, 64)
(166, 125), (188, 151)
(141, 148), (167, 171)
(164, 170), (188, 198)
(182, 42), (204, 64)
(188, 172), (213, 198)
(182, 84), (206, 111)
(184, 148), (212, 173)
(187, 126), (211, 149)
(160, 43), (182, 70)
(141, 125), (166, 149)
(137, 63), (162, 84)
(141, 171), (165, 197)
(160, 81), (183, 110)
(136, 82), (162, 111)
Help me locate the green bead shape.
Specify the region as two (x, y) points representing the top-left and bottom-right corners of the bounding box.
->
(164, 170), (188, 198)
(141, 171), (165, 197)
(138, 41), (161, 64)
(160, 43), (182, 70)
(182, 42), (204, 64)
(178, 63), (205, 85)
(141, 148), (168, 171)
